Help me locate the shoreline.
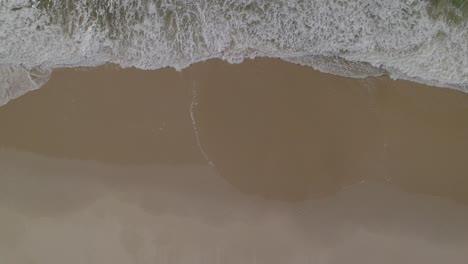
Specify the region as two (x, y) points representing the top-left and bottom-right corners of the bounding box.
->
(1, 57), (468, 263)
(1, 58), (467, 202)
(2, 56), (467, 108)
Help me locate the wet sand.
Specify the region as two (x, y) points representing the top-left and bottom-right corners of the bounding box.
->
(1, 58), (468, 263)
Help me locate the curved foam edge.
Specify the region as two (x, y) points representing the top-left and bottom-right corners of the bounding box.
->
(1, 53), (467, 109)
(284, 56), (387, 79)
(284, 55), (468, 93)
(1, 0), (467, 97)
(0, 65), (52, 106)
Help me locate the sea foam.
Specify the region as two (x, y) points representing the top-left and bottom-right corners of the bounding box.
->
(0, 0), (467, 105)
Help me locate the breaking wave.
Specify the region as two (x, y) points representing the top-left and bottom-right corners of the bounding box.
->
(0, 0), (467, 105)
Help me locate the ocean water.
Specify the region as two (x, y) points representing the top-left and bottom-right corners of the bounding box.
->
(0, 0), (467, 105)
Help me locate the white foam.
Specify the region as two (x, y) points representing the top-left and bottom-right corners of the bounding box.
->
(0, 65), (51, 106)
(0, 0), (467, 105)
(284, 56), (386, 79)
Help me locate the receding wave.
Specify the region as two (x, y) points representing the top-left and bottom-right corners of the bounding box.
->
(0, 65), (51, 106)
(0, 0), (467, 105)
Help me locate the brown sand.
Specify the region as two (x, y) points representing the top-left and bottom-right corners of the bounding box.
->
(1, 58), (467, 201)
(0, 58), (468, 263)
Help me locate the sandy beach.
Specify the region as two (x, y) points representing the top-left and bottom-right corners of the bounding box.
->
(1, 58), (468, 263)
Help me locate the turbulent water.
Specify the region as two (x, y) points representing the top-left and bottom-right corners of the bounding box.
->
(0, 0), (467, 105)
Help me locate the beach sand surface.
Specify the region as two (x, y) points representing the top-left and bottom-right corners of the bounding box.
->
(1, 59), (468, 263)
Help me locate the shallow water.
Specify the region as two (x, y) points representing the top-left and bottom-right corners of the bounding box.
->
(1, 59), (468, 263)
